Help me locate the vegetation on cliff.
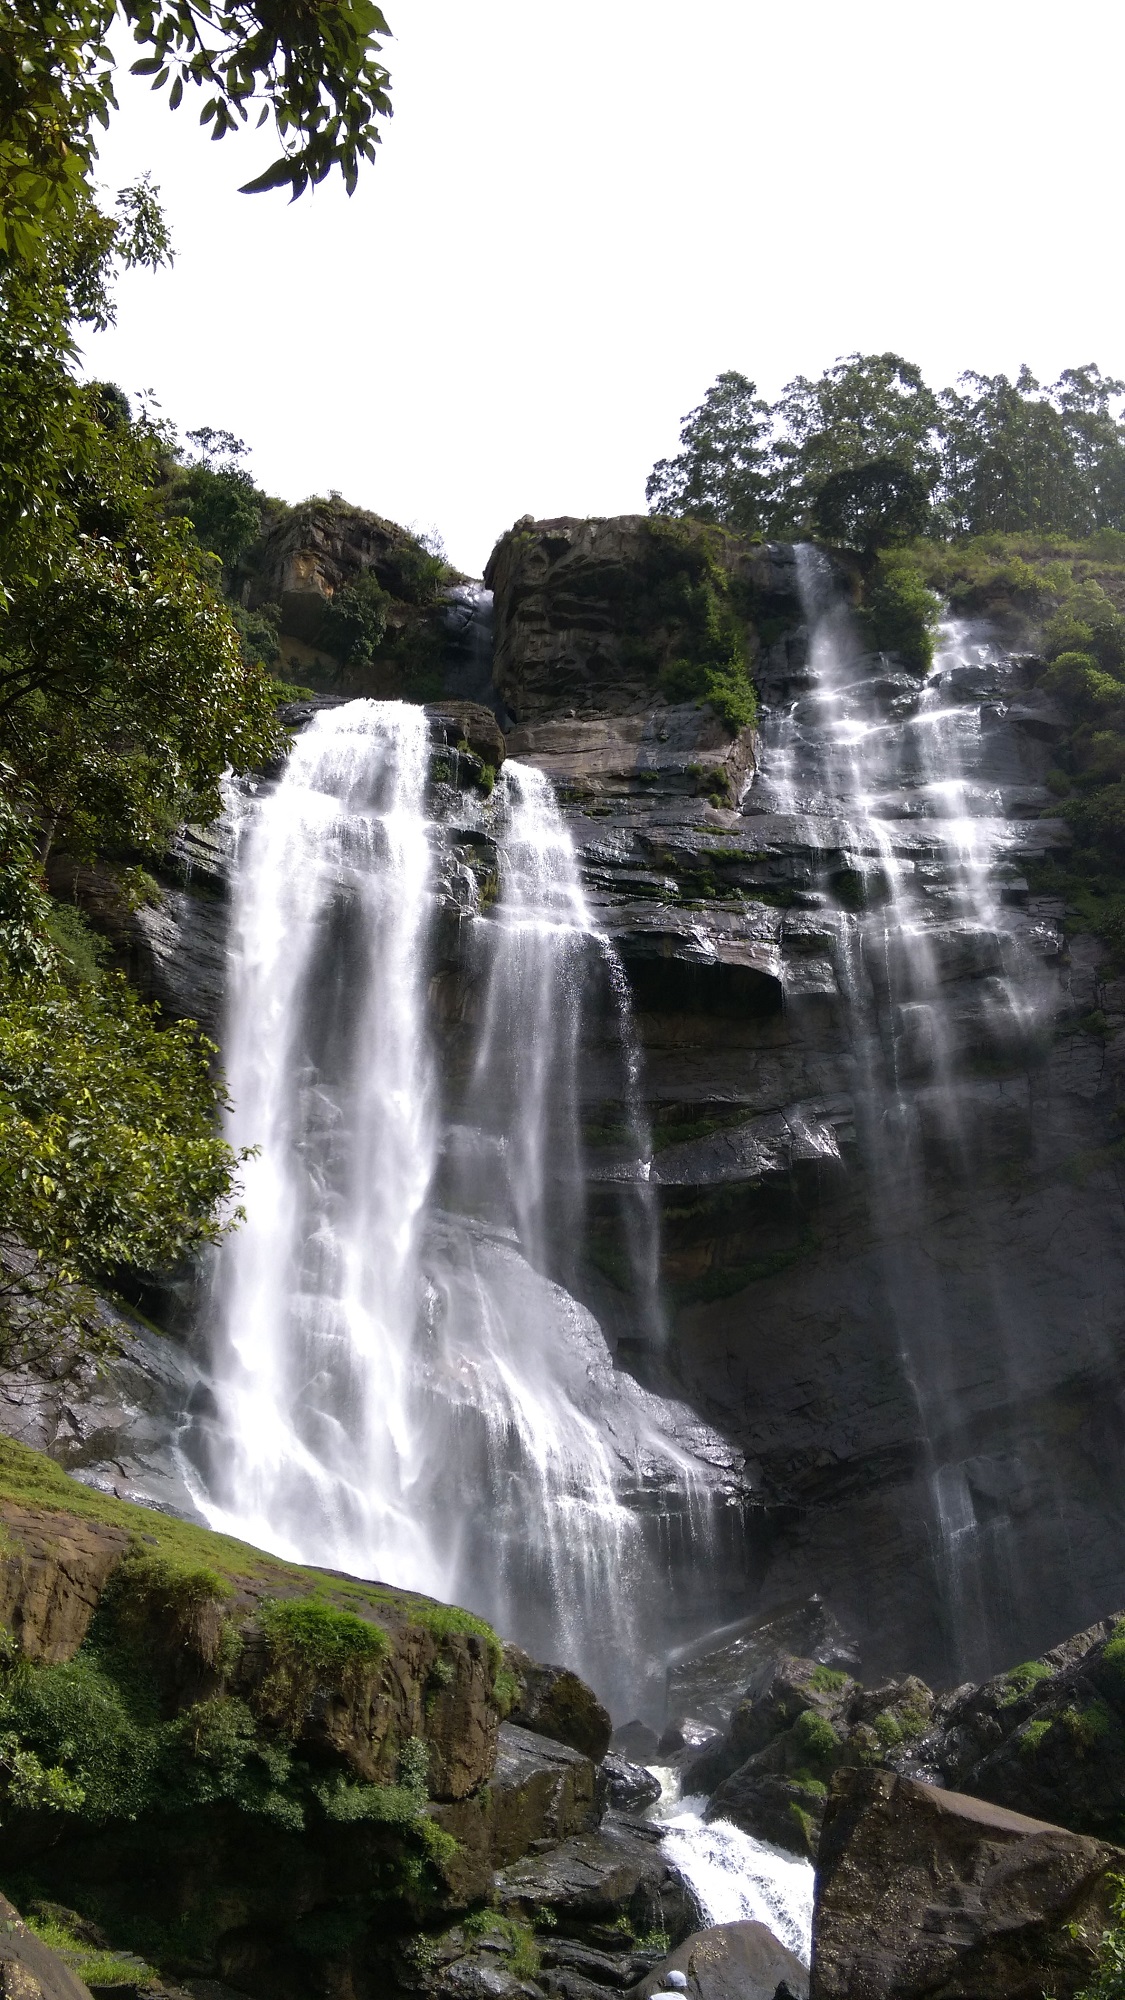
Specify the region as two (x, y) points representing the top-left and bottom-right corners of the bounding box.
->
(650, 357), (1125, 954)
(0, 1436), (509, 1986)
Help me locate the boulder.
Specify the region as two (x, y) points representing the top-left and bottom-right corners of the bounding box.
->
(635, 1922), (808, 2000)
(599, 1755), (663, 1814)
(497, 1813), (698, 1951)
(0, 1890), (94, 2000)
(504, 1646), (613, 1762)
(431, 1723), (600, 1905)
(810, 1767), (1123, 2000)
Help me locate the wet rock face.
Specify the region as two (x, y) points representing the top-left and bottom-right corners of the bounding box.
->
(810, 1768), (1122, 2000)
(503, 1647), (614, 1762)
(492, 532), (1125, 1693)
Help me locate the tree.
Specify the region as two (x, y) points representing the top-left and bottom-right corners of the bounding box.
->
(811, 458), (934, 555)
(771, 352), (941, 533)
(0, 0), (392, 265)
(163, 429), (264, 570)
(646, 372), (776, 534)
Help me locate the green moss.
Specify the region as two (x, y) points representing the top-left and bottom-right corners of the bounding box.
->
(1020, 1718), (1052, 1754)
(256, 1598), (389, 1735)
(807, 1666), (849, 1694)
(405, 1601), (501, 1677)
(872, 1711), (904, 1746)
(492, 1668), (520, 1718)
(462, 1912), (542, 1979)
(791, 1707), (841, 1767)
(1001, 1659), (1054, 1704)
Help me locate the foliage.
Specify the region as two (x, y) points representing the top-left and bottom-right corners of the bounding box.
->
(27, 1911), (157, 1988)
(649, 356), (1125, 546)
(812, 457), (933, 554)
(1074, 1875), (1125, 2000)
(858, 551), (942, 672)
(0, 0), (391, 269)
(647, 371), (775, 534)
(638, 520), (758, 733)
(0, 961), (245, 1278)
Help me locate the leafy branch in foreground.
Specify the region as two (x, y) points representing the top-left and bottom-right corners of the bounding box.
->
(0, 0), (392, 267)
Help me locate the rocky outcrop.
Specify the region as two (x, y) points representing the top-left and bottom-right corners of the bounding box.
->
(0, 1437), (722, 2000)
(503, 1647), (613, 1761)
(636, 1922), (808, 2000)
(484, 516), (795, 723)
(0, 1889), (96, 2000)
(810, 1768), (1122, 2000)
(481, 524), (1125, 1693)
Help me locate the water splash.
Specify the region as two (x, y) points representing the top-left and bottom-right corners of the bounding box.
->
(660, 1809), (813, 1964)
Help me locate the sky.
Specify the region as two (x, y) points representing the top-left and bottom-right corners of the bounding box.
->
(84, 0), (1125, 577)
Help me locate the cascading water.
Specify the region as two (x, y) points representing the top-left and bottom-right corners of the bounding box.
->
(187, 699), (734, 1716)
(759, 551), (1058, 1676)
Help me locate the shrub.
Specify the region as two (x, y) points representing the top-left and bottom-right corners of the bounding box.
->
(858, 552), (941, 673)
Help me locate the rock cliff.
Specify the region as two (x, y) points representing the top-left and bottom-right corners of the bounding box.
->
(485, 516), (1125, 1692)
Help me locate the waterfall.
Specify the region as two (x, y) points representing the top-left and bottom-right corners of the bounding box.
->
(187, 700), (733, 1716)
(769, 551), (1055, 1677)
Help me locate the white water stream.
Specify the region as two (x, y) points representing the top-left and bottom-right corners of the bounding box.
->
(188, 700), (729, 1715)
(767, 551), (1057, 1676)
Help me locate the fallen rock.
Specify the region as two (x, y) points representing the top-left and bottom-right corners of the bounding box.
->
(504, 1646), (613, 1761)
(599, 1755), (663, 1814)
(810, 1767), (1123, 2000)
(636, 1922), (808, 2000)
(497, 1813), (698, 1950)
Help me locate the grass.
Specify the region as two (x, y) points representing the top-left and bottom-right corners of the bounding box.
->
(26, 1913), (157, 1988)
(0, 1434), (500, 1668)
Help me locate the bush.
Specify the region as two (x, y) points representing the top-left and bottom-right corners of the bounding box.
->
(858, 552), (942, 673)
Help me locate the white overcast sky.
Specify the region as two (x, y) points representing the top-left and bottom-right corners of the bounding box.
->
(84, 0), (1125, 577)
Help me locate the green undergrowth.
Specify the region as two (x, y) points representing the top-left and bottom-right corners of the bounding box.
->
(26, 1912), (157, 1988)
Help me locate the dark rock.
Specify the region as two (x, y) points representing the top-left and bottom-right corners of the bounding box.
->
(504, 1646), (613, 1761)
(599, 1755), (662, 1813)
(433, 1723), (599, 1904)
(485, 514), (799, 726)
(810, 1767), (1123, 2000)
(611, 1721), (661, 1763)
(634, 1922), (809, 2000)
(0, 1887), (95, 1999)
(666, 1599), (859, 1729)
(427, 700), (507, 771)
(497, 1813), (699, 1949)
(707, 1769), (827, 1860)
